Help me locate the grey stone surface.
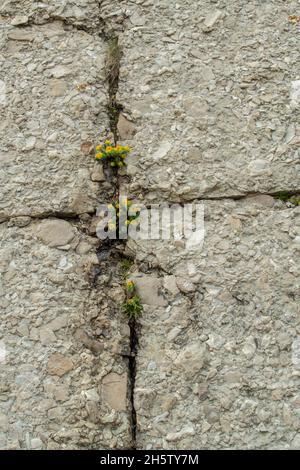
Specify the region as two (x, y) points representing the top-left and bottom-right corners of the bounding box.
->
(128, 200), (300, 449)
(119, 0), (300, 201)
(115, 2), (300, 448)
(0, 220), (131, 449)
(0, 16), (108, 219)
(0, 1), (131, 450)
(1, 0), (300, 451)
(0, 1), (101, 29)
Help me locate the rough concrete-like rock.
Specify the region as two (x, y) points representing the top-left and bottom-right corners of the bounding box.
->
(128, 200), (300, 449)
(119, 0), (300, 201)
(35, 219), (75, 247)
(47, 353), (74, 377)
(0, 18), (108, 219)
(0, 1), (131, 450)
(101, 373), (128, 412)
(0, 221), (131, 449)
(1, 0), (300, 452)
(130, 274), (168, 307)
(116, 2), (300, 448)
(0, 1), (101, 29)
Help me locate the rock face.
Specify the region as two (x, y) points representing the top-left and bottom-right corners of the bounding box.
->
(35, 219), (75, 247)
(101, 373), (128, 412)
(118, 0), (300, 450)
(1, 0), (300, 451)
(0, 0), (130, 450)
(0, 220), (131, 449)
(47, 353), (74, 377)
(0, 14), (107, 220)
(129, 200), (300, 449)
(120, 1), (300, 202)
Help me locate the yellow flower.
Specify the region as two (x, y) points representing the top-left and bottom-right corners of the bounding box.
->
(105, 140), (111, 145)
(106, 146), (113, 152)
(289, 15), (299, 24)
(95, 153), (103, 159)
(96, 145), (102, 151)
(124, 146), (130, 152)
(111, 162), (115, 167)
(126, 280), (135, 292)
(118, 161), (123, 167)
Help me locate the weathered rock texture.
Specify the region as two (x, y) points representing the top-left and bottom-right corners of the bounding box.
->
(118, 0), (300, 450)
(119, 0), (300, 201)
(1, 0), (300, 451)
(0, 0), (131, 450)
(0, 17), (109, 219)
(127, 198), (300, 449)
(0, 220), (131, 449)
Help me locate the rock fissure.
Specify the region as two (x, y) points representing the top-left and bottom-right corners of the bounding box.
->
(128, 318), (138, 449)
(105, 35), (123, 146)
(2, 188), (299, 226)
(0, 212), (94, 224)
(4, 18), (97, 34)
(132, 190), (300, 206)
(94, 27), (138, 449)
(0, 1), (126, 36)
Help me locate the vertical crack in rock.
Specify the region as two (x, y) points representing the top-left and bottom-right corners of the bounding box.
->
(128, 318), (138, 448)
(100, 28), (138, 449)
(105, 36), (123, 145)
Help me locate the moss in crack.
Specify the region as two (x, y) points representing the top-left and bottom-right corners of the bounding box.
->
(105, 37), (123, 143)
(120, 258), (134, 278)
(275, 192), (300, 206)
(106, 38), (121, 88)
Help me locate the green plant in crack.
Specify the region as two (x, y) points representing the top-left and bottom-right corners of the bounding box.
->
(120, 258), (134, 277)
(275, 192), (300, 205)
(288, 196), (300, 206)
(276, 191), (291, 202)
(122, 280), (143, 320)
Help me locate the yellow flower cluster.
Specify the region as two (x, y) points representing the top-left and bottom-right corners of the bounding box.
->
(95, 140), (131, 168)
(289, 15), (299, 24)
